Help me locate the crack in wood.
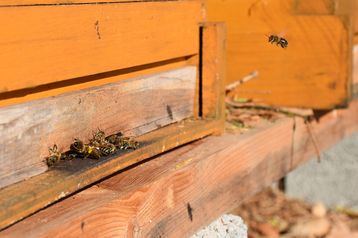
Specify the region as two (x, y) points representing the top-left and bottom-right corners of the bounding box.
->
(0, 0), (178, 8)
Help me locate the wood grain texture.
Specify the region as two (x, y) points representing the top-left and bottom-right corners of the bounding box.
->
(206, 0), (351, 109)
(201, 22), (226, 124)
(0, 66), (196, 189)
(0, 118), (221, 231)
(0, 1), (202, 92)
(3, 99), (358, 237)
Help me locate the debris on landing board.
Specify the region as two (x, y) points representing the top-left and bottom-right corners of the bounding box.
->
(225, 95), (313, 134)
(45, 129), (139, 167)
(232, 188), (358, 238)
(225, 70), (313, 134)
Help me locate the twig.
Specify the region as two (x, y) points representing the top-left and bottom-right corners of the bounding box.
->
(225, 71), (259, 94)
(305, 119), (322, 162)
(226, 99), (312, 119)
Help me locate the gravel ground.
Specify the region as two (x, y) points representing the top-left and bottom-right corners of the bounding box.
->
(287, 132), (358, 210)
(191, 214), (248, 238)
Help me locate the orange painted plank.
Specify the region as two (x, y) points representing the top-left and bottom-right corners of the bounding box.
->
(3, 99), (358, 237)
(0, 1), (202, 92)
(206, 0), (352, 108)
(0, 57), (190, 107)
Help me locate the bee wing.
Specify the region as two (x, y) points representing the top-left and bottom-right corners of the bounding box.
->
(277, 31), (287, 38)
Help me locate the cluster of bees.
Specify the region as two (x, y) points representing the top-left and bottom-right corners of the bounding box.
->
(45, 129), (139, 167)
(268, 35), (288, 48)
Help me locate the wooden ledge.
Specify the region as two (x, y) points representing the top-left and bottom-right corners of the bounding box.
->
(0, 119), (221, 231)
(2, 99), (358, 237)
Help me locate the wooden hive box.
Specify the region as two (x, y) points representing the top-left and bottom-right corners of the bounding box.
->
(0, 0), (226, 229)
(206, 0), (355, 109)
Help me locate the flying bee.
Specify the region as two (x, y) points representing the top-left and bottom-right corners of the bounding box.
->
(268, 34), (288, 48)
(268, 35), (279, 44)
(45, 144), (62, 166)
(70, 138), (102, 159)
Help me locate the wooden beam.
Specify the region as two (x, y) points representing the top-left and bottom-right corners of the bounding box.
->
(0, 66), (196, 189)
(3, 99), (358, 237)
(0, 1), (202, 92)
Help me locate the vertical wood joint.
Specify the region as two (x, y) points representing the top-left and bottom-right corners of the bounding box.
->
(200, 22), (226, 134)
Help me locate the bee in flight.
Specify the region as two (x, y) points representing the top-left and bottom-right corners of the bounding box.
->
(268, 35), (288, 48)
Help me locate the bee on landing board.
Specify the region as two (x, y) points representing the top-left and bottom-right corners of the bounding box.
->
(268, 35), (288, 48)
(70, 138), (102, 159)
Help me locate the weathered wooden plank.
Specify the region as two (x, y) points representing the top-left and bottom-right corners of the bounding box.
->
(0, 1), (202, 92)
(201, 22), (226, 124)
(3, 99), (358, 237)
(0, 118), (221, 231)
(206, 0), (352, 108)
(0, 66), (196, 189)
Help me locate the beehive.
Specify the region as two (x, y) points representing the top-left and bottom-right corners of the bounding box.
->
(0, 0), (226, 229)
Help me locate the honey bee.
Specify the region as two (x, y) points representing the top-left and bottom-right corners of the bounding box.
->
(117, 137), (139, 150)
(98, 142), (117, 156)
(90, 129), (106, 145)
(45, 144), (62, 166)
(105, 132), (123, 145)
(70, 138), (102, 159)
(268, 35), (288, 48)
(61, 151), (77, 161)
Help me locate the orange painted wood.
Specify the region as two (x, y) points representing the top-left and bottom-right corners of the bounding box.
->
(3, 99), (358, 237)
(0, 118), (221, 231)
(206, 0), (352, 108)
(0, 66), (196, 189)
(0, 57), (190, 108)
(0, 1), (202, 92)
(201, 22), (226, 122)
(294, 0), (335, 14)
(355, 1), (358, 40)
